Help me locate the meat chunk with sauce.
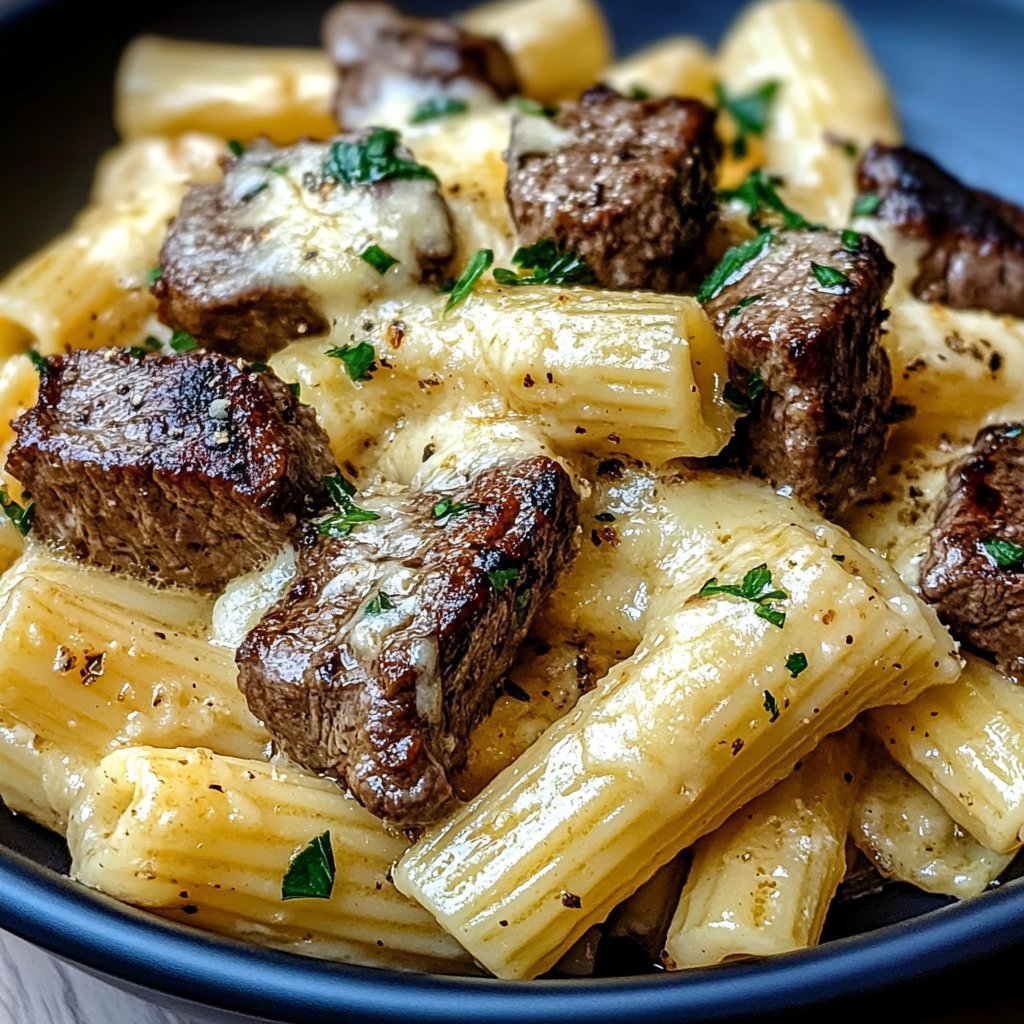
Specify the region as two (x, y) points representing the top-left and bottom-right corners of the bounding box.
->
(236, 455), (579, 827)
(920, 423), (1024, 680)
(7, 349), (336, 590)
(154, 132), (454, 360)
(857, 143), (1024, 317)
(323, 1), (518, 128)
(505, 85), (720, 292)
(701, 229), (894, 516)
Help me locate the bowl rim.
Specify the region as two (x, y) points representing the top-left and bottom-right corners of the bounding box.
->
(3, 842), (1024, 1024)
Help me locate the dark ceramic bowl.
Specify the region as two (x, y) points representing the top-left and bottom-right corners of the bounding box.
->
(1, 1), (1024, 1021)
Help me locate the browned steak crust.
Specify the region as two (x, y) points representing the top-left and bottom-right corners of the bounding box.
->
(505, 85), (720, 292)
(857, 143), (1024, 317)
(921, 423), (1024, 680)
(236, 455), (579, 827)
(7, 349), (336, 590)
(323, 0), (519, 128)
(702, 230), (894, 516)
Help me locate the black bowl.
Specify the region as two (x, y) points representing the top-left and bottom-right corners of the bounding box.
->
(1, 1), (1024, 1021)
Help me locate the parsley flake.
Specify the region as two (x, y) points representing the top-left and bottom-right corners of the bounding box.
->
(146, 265), (163, 287)
(0, 487), (34, 536)
(323, 127), (437, 186)
(445, 248), (493, 312)
(360, 244), (399, 275)
(486, 567), (520, 592)
(723, 368), (765, 414)
(170, 330), (199, 353)
(697, 562), (788, 628)
(515, 587), (533, 626)
(227, 139), (246, 157)
(726, 294), (764, 319)
(627, 84), (652, 100)
(713, 80), (779, 158)
(841, 229), (862, 252)
(810, 262), (850, 290)
(697, 231), (772, 304)
(365, 591), (395, 614)
(785, 651), (808, 678)
(852, 192), (882, 218)
(763, 689), (780, 722)
(719, 169), (822, 231)
(493, 238), (595, 288)
(281, 830), (335, 901)
(410, 96), (469, 123)
(432, 497), (484, 520)
(327, 341), (376, 382)
(983, 538), (1024, 570)
(127, 336), (163, 358)
(288, 382), (301, 398)
(510, 96), (557, 118)
(27, 349), (49, 376)
(319, 472), (380, 539)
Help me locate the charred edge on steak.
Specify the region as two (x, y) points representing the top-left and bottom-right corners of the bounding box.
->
(6, 348), (336, 590)
(920, 422), (1024, 680)
(322, 0), (519, 129)
(235, 454), (579, 827)
(701, 229), (895, 516)
(857, 143), (1024, 317)
(153, 133), (454, 361)
(505, 84), (721, 293)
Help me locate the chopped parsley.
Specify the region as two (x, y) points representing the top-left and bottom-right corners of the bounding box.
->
(785, 651), (808, 678)
(432, 497), (484, 520)
(327, 341), (376, 382)
(288, 382), (301, 398)
(0, 487), (34, 536)
(493, 239), (595, 288)
(323, 127), (437, 186)
(127, 336), (164, 358)
(409, 96), (469, 123)
(983, 538), (1024, 570)
(240, 182), (268, 203)
(697, 231), (772, 303)
(698, 562), (788, 628)
(723, 368), (765, 414)
(726, 294), (764, 319)
(486, 567), (520, 592)
(360, 244), (399, 275)
(365, 591), (395, 615)
(810, 262), (850, 290)
(319, 473), (380, 538)
(841, 229), (862, 252)
(246, 360), (270, 373)
(627, 84), (652, 100)
(445, 248), (493, 312)
(515, 587), (533, 626)
(146, 265), (163, 286)
(713, 79), (779, 158)
(719, 169), (822, 231)
(510, 96), (557, 118)
(170, 330), (199, 353)
(27, 349), (49, 376)
(763, 689), (780, 722)
(281, 831), (335, 901)
(227, 139), (246, 157)
(851, 192), (882, 218)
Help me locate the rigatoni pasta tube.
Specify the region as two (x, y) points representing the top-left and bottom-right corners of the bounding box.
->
(662, 732), (863, 969)
(394, 524), (959, 979)
(115, 36), (337, 144)
(850, 745), (1012, 898)
(869, 654), (1024, 854)
(68, 746), (471, 973)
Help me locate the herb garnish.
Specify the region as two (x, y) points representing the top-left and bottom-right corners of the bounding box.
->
(486, 567), (520, 592)
(432, 498), (484, 520)
(983, 538), (1024, 570)
(227, 140), (246, 157)
(319, 472), (381, 538)
(510, 96), (557, 118)
(726, 294), (764, 319)
(851, 192), (882, 218)
(763, 689), (780, 722)
(170, 330), (199, 353)
(493, 239), (595, 288)
(698, 563), (788, 628)
(240, 182), (268, 203)
(785, 651), (808, 677)
(327, 341), (376, 382)
(365, 591), (395, 614)
(445, 248), (493, 312)
(360, 244), (399, 275)
(719, 169), (822, 231)
(0, 487), (34, 536)
(627, 84), (652, 100)
(288, 382), (301, 398)
(841, 229), (862, 252)
(27, 349), (49, 376)
(697, 231), (772, 303)
(323, 127), (437, 186)
(515, 587), (533, 626)
(723, 368), (765, 414)
(810, 262), (850, 290)
(713, 80), (780, 158)
(127, 336), (163, 358)
(410, 96), (469, 123)
(146, 265), (163, 286)
(281, 831), (335, 900)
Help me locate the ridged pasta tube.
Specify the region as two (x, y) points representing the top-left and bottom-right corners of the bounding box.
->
(395, 523), (959, 979)
(68, 746), (471, 973)
(662, 732), (863, 969)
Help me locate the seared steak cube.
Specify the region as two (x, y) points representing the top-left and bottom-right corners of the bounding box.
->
(323, 1), (518, 128)
(505, 85), (720, 292)
(236, 455), (579, 827)
(701, 229), (894, 516)
(7, 349), (336, 591)
(857, 143), (1024, 317)
(921, 423), (1024, 679)
(154, 132), (453, 360)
